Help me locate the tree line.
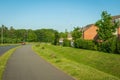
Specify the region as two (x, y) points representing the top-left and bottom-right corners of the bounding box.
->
(0, 25), (59, 44)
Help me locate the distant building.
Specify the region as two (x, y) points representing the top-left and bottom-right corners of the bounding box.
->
(59, 38), (64, 45)
(67, 33), (73, 41)
(59, 33), (73, 46)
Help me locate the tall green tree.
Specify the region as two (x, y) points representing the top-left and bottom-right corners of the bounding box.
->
(9, 26), (16, 43)
(59, 32), (67, 38)
(53, 31), (59, 45)
(95, 11), (118, 41)
(72, 27), (82, 40)
(0, 25), (9, 43)
(35, 29), (57, 42)
(27, 29), (37, 42)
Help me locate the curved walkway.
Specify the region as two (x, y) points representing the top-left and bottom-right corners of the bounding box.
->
(0, 45), (18, 56)
(3, 45), (75, 80)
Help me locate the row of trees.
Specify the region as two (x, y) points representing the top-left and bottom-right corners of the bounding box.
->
(0, 26), (59, 44)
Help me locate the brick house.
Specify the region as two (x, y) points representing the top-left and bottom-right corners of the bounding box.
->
(82, 24), (98, 40)
(82, 15), (120, 40)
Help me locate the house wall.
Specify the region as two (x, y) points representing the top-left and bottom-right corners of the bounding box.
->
(83, 25), (98, 40)
(67, 33), (72, 41)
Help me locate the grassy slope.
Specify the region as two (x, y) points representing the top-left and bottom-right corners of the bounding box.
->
(47, 45), (120, 78)
(0, 47), (18, 80)
(33, 43), (120, 80)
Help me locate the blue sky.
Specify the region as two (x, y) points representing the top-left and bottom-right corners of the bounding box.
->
(0, 0), (120, 32)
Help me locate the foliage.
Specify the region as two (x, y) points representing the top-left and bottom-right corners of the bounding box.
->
(63, 38), (71, 47)
(33, 43), (120, 80)
(53, 31), (59, 45)
(0, 26), (28, 43)
(116, 40), (120, 54)
(14, 29), (27, 42)
(27, 29), (37, 42)
(0, 25), (58, 43)
(74, 39), (97, 50)
(34, 29), (57, 43)
(98, 37), (117, 53)
(59, 32), (68, 38)
(72, 27), (82, 40)
(95, 11), (118, 41)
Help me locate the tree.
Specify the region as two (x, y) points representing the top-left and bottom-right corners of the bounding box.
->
(8, 26), (16, 43)
(0, 25), (10, 43)
(72, 27), (82, 40)
(53, 31), (59, 45)
(59, 32), (67, 38)
(34, 29), (57, 42)
(95, 11), (118, 41)
(27, 29), (37, 42)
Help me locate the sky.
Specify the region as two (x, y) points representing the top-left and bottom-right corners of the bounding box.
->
(0, 0), (120, 32)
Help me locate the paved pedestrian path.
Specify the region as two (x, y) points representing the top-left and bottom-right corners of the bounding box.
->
(3, 45), (75, 80)
(0, 45), (18, 56)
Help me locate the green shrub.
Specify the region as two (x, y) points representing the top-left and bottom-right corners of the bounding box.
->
(98, 38), (117, 53)
(74, 39), (96, 50)
(63, 39), (71, 47)
(73, 37), (120, 54)
(116, 40), (120, 54)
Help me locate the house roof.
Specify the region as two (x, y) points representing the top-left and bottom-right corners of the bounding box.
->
(112, 15), (120, 20)
(81, 24), (94, 32)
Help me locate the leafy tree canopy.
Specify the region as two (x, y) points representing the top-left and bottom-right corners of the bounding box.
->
(72, 27), (82, 40)
(95, 11), (119, 41)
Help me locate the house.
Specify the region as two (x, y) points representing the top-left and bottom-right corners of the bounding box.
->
(82, 15), (120, 40)
(82, 24), (98, 40)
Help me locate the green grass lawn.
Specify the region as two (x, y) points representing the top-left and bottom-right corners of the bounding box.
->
(33, 43), (120, 80)
(0, 47), (18, 80)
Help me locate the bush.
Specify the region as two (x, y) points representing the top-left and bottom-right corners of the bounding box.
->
(98, 38), (117, 53)
(116, 40), (120, 54)
(74, 37), (120, 54)
(63, 39), (71, 47)
(74, 39), (96, 50)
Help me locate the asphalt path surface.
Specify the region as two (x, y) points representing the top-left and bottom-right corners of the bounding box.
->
(0, 45), (18, 56)
(3, 45), (75, 80)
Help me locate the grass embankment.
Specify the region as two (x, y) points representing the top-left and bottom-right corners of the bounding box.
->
(33, 43), (120, 80)
(0, 47), (18, 80)
(0, 44), (19, 46)
(0, 44), (10, 46)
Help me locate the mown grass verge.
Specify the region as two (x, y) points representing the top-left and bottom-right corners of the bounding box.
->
(0, 47), (18, 80)
(33, 43), (120, 80)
